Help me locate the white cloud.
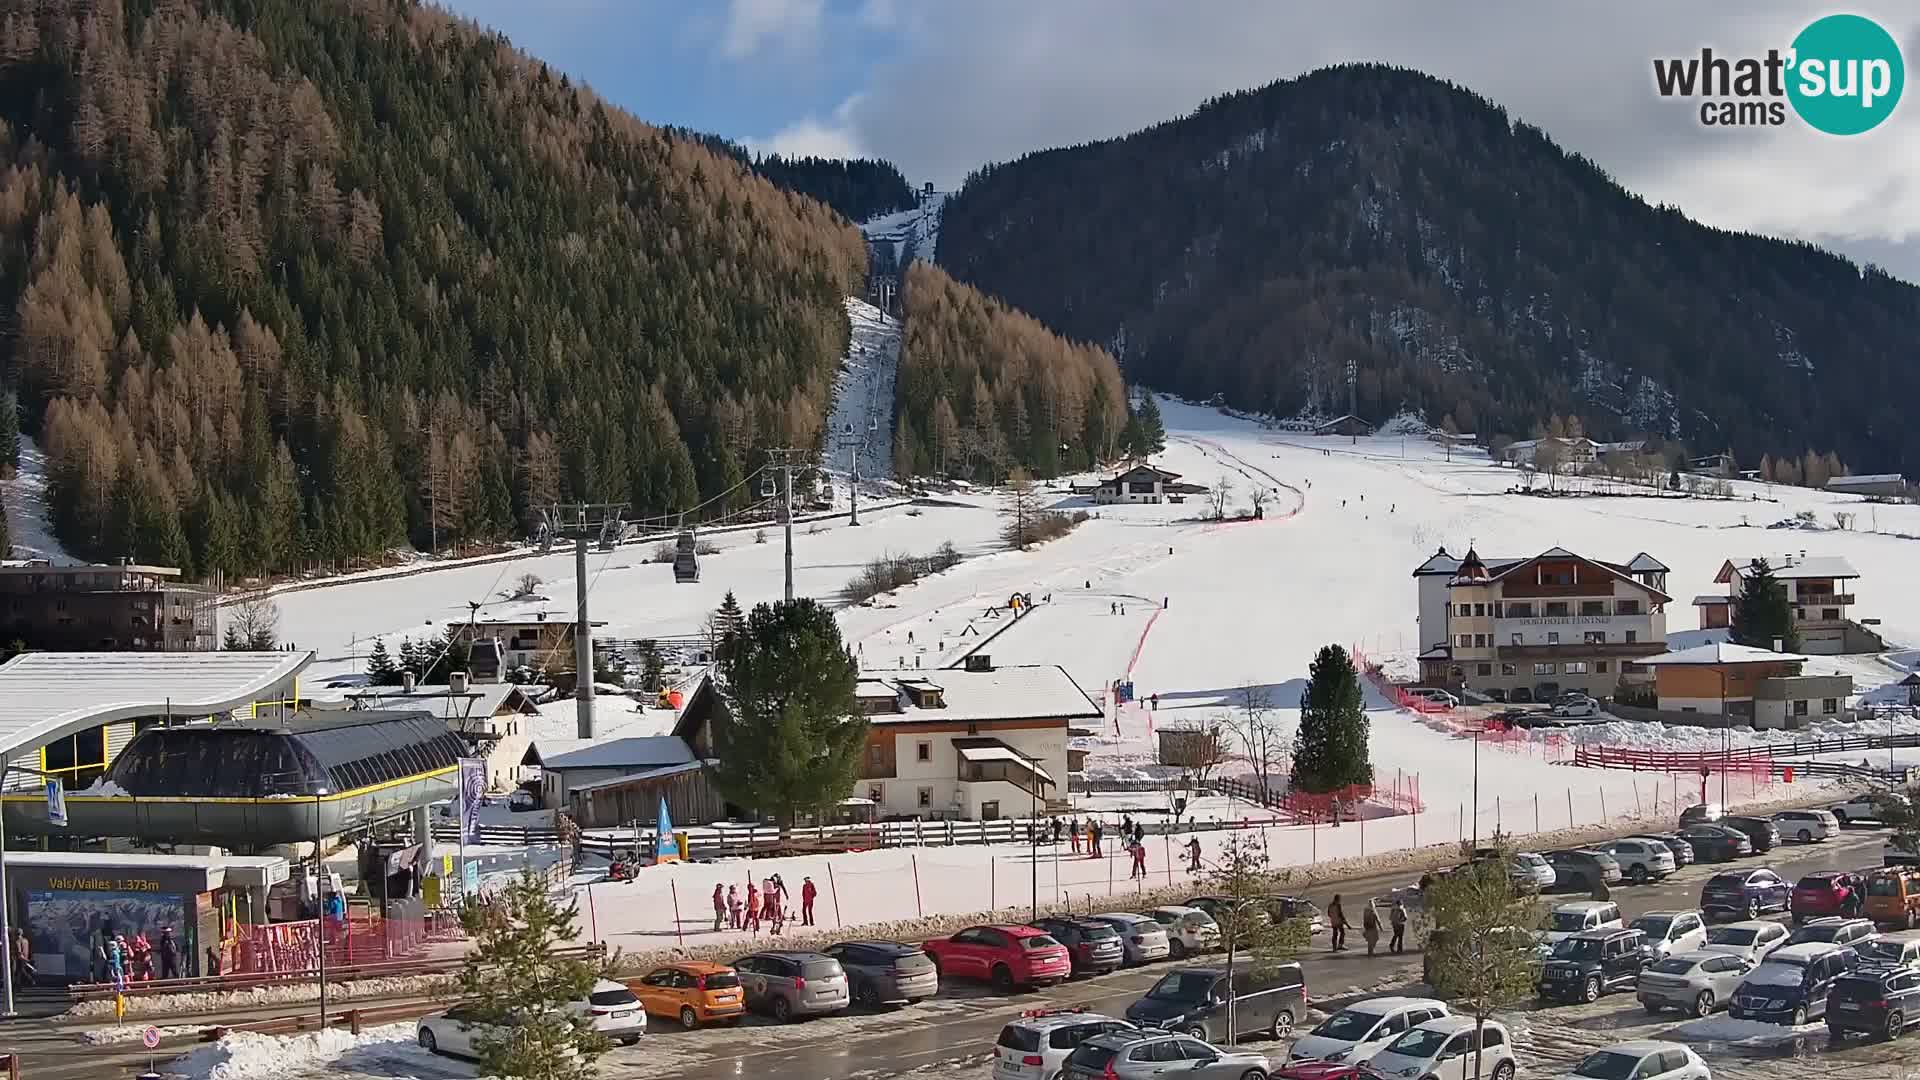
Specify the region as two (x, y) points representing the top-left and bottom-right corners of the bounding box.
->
(721, 0), (825, 60)
(745, 95), (868, 160)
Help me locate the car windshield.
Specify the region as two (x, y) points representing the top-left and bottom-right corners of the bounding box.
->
(1147, 972), (1215, 1001)
(1705, 874), (1745, 890)
(1310, 1010), (1384, 1040)
(1022, 936), (1061, 950)
(1650, 957), (1698, 975)
(588, 988), (638, 1007)
(998, 1026), (1043, 1053)
(1631, 916), (1672, 939)
(1792, 925), (1841, 943)
(1745, 959), (1811, 987)
(801, 960), (843, 979)
(1082, 925), (1118, 941)
(1066, 1045), (1119, 1070)
(1382, 1028), (1451, 1058)
(1550, 912), (1592, 932)
(1797, 876), (1836, 891)
(1572, 1051), (1642, 1080)
(1708, 926), (1757, 946)
(1553, 938), (1602, 960)
(1863, 940), (1909, 962)
(1517, 853), (1547, 867)
(700, 972), (740, 990)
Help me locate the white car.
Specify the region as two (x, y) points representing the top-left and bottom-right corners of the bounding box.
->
(1147, 905), (1220, 959)
(1286, 996), (1450, 1065)
(1700, 920), (1790, 964)
(1406, 688), (1459, 708)
(575, 978), (647, 1044)
(1368, 1016), (1518, 1080)
(1543, 901), (1624, 947)
(1559, 1040), (1709, 1080)
(1596, 839), (1676, 884)
(1551, 695), (1600, 719)
(1832, 790), (1909, 826)
(419, 1004), (502, 1059)
(1630, 910), (1709, 960)
(1771, 809), (1839, 843)
(1088, 913), (1171, 965)
(992, 1008), (1136, 1080)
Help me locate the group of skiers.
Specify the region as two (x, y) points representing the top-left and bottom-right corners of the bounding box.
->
(1324, 894), (1409, 957)
(77, 925), (183, 989)
(713, 875), (819, 934)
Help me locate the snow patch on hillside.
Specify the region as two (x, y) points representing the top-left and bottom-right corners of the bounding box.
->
(861, 192), (945, 267)
(2, 434), (76, 562)
(823, 297), (900, 481)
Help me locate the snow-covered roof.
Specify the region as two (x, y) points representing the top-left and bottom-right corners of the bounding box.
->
(0, 650), (312, 764)
(1720, 556), (1859, 581)
(856, 664), (1101, 724)
(1638, 643), (1809, 666)
(526, 735), (698, 771)
(955, 742), (1055, 781)
(568, 760), (708, 794)
(1826, 473), (1905, 486)
(855, 680), (899, 699)
(1691, 594), (1731, 606)
(344, 682), (539, 719)
(1624, 553), (1670, 573)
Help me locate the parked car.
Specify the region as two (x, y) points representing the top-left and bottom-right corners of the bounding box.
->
(820, 940), (938, 1007)
(1826, 963), (1920, 1040)
(1368, 1017), (1518, 1080)
(1679, 802), (1725, 827)
(733, 950), (850, 1021)
(417, 1005), (528, 1060)
(576, 978), (648, 1044)
(1832, 790), (1909, 826)
(1641, 833), (1694, 867)
(1088, 912), (1173, 965)
(1631, 910), (1709, 960)
(1061, 1032), (1272, 1080)
(1149, 905), (1222, 959)
(1860, 929), (1920, 969)
(506, 788), (538, 812)
(993, 1008), (1137, 1080)
(1723, 815), (1782, 853)
(628, 961), (745, 1030)
(1701, 920), (1791, 965)
(1543, 901), (1625, 947)
(1405, 687), (1459, 708)
(1790, 871), (1864, 924)
(1123, 962), (1307, 1042)
(1538, 928), (1649, 1004)
(922, 926), (1070, 993)
(1865, 868), (1920, 929)
(1558, 1041), (1710, 1080)
(1787, 916), (1878, 951)
(1265, 895), (1327, 936)
(1700, 868), (1790, 922)
(1678, 823), (1753, 862)
(1544, 850), (1623, 893)
(1773, 809), (1841, 843)
(1551, 695), (1600, 719)
(1730, 941), (1860, 1025)
(1467, 848), (1556, 890)
(1636, 949), (1754, 1017)
(1029, 918), (1125, 978)
(1597, 839), (1677, 884)
(1285, 996), (1449, 1065)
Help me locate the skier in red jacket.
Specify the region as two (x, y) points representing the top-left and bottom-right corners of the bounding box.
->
(800, 876), (818, 926)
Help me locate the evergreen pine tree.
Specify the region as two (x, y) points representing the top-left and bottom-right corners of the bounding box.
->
(0, 389), (18, 470)
(366, 638), (401, 685)
(399, 638), (423, 677)
(456, 872), (610, 1079)
(711, 590), (745, 658)
(711, 598), (865, 826)
(0, 500), (9, 559)
(1730, 557), (1800, 651)
(1134, 392), (1166, 454)
(1291, 644), (1372, 793)
(637, 639), (665, 693)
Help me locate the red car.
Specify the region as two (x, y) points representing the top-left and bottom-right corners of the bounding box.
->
(1791, 871), (1862, 922)
(922, 925), (1071, 992)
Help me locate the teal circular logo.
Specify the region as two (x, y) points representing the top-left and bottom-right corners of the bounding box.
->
(1787, 14), (1904, 134)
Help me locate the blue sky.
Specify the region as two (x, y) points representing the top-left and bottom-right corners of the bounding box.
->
(443, 1), (1920, 280)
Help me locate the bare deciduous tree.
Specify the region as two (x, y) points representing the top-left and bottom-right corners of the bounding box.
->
(1248, 486), (1271, 518)
(222, 592), (281, 650)
(1208, 476), (1235, 521)
(1222, 682), (1287, 802)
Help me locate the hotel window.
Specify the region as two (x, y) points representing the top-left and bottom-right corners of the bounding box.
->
(1822, 698), (1839, 715)
(1595, 661), (1609, 674)
(1547, 631), (1560, 645)
(916, 741), (931, 762)
(1821, 608), (1838, 621)
(1624, 630), (1637, 643)
(1584, 631), (1607, 645)
(1457, 634), (1472, 648)
(1793, 699), (1809, 717)
(1533, 662), (1557, 675)
(1501, 664), (1518, 676)
(1564, 662), (1588, 674)
(1616, 600), (1641, 615)
(918, 787), (933, 808)
(868, 785), (884, 802)
(1477, 664), (1492, 676)
(1506, 603), (1534, 618)
(1511, 633), (1523, 646)
(869, 745), (883, 765)
(1474, 634), (1488, 647)
(1473, 604), (1486, 617)
(1795, 608), (1805, 620)
(1545, 602), (1570, 617)
(1580, 600), (1605, 616)
(1457, 603), (1472, 617)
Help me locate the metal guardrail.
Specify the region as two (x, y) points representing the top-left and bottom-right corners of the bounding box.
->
(65, 946), (605, 1003)
(1572, 732), (1920, 771)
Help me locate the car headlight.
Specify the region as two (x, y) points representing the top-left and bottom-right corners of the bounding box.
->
(1324, 1049), (1350, 1062)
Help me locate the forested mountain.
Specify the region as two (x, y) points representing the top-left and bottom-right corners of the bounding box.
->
(0, 0), (868, 579)
(892, 261), (1126, 481)
(940, 64), (1920, 475)
(750, 155), (916, 224)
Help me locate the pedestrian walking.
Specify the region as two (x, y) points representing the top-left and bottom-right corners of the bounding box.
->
(1150, 693), (1159, 711)
(745, 881), (761, 932)
(1129, 840), (1148, 880)
(1186, 837), (1202, 873)
(728, 885), (743, 929)
(1132, 822), (1145, 846)
(801, 877), (818, 927)
(712, 883), (727, 931)
(1389, 900), (1408, 954)
(1362, 904), (1381, 957)
(1121, 814), (1134, 839)
(107, 934), (127, 991)
(1090, 820), (1104, 859)
(12, 927), (33, 988)
(1068, 817), (1081, 853)
(1328, 895), (1349, 951)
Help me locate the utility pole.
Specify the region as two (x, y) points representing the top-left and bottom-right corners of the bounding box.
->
(542, 503), (625, 739)
(848, 440), (861, 527)
(1346, 358), (1358, 447)
(427, 421), (438, 558)
(766, 450), (808, 602)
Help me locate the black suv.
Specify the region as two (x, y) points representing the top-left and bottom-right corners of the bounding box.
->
(1723, 815), (1782, 853)
(1827, 963), (1920, 1040)
(1537, 928), (1647, 1003)
(1544, 850), (1623, 893)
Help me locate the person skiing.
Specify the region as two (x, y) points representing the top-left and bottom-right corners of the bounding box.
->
(801, 877), (818, 926)
(1129, 839), (1148, 880)
(130, 931), (153, 981)
(157, 927), (180, 981)
(1389, 900), (1409, 954)
(106, 934), (127, 991)
(1362, 903), (1382, 957)
(727, 885), (743, 929)
(745, 880), (761, 932)
(1185, 836), (1202, 873)
(1327, 896), (1349, 951)
(712, 883), (727, 932)
(1150, 693), (1159, 711)
(1089, 820), (1104, 859)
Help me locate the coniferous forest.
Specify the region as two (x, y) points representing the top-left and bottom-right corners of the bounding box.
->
(0, 0), (869, 577)
(939, 64), (1920, 476)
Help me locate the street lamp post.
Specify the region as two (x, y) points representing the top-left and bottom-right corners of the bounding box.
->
(314, 789), (330, 1029)
(1468, 725), (1484, 849)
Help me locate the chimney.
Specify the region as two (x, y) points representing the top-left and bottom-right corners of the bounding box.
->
(449, 670), (469, 695)
(965, 654), (993, 673)
(402, 671), (416, 692)
(1773, 638), (1784, 653)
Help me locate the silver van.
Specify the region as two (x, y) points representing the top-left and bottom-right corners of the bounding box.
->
(733, 950), (850, 1021)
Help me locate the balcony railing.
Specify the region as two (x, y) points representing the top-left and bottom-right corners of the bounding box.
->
(1497, 642), (1666, 660)
(1795, 593), (1855, 606)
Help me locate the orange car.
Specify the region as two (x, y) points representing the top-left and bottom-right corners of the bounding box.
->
(628, 961), (746, 1029)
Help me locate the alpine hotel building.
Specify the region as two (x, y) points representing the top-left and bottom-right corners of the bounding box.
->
(1414, 546), (1671, 702)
